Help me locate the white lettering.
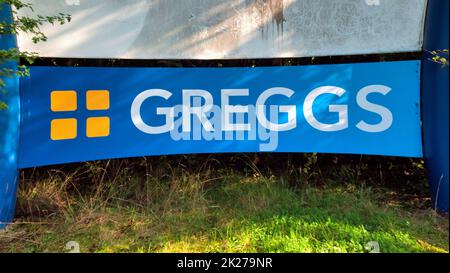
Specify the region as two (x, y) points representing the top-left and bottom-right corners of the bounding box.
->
(356, 85), (393, 132)
(303, 86), (348, 132)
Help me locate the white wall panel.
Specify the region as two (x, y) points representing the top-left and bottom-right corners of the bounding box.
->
(17, 0), (427, 59)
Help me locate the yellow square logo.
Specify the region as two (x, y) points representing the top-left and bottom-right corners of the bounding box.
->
(50, 90), (111, 140)
(86, 90), (110, 110)
(51, 91), (77, 112)
(51, 118), (77, 140)
(86, 116), (110, 138)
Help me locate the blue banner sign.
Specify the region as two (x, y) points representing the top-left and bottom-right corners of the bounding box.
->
(18, 61), (422, 168)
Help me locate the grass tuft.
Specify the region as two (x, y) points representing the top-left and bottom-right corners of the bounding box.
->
(1, 154), (448, 253)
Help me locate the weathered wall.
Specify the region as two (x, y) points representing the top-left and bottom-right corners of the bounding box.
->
(17, 0), (428, 59)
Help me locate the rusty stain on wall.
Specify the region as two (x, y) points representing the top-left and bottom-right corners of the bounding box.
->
(254, 0), (285, 38)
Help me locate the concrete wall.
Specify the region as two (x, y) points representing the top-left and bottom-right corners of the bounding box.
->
(17, 0), (428, 59)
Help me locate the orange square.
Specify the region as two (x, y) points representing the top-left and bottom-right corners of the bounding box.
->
(86, 116), (110, 138)
(51, 91), (77, 112)
(86, 90), (109, 110)
(51, 118), (77, 140)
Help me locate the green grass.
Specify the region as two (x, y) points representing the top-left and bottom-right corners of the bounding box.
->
(0, 162), (447, 253)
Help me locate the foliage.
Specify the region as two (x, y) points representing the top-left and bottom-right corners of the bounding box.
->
(0, 0), (70, 109)
(427, 49), (449, 67)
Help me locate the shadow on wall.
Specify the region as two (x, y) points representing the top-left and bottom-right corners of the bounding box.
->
(16, 0), (427, 59)
(129, 0), (289, 59)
